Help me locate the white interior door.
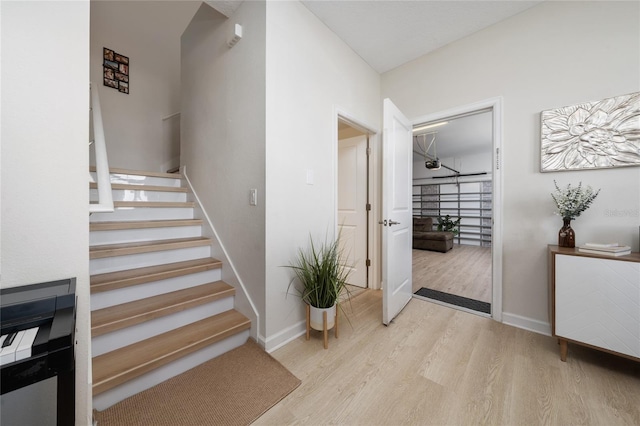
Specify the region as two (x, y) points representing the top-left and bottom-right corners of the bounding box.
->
(338, 135), (367, 288)
(382, 98), (413, 325)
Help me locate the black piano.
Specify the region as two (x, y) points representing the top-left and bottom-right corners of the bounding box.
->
(1, 278), (76, 426)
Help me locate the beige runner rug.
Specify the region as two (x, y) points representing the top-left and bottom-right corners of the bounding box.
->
(95, 339), (300, 426)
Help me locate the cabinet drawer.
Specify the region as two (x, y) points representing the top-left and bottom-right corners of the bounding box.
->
(555, 254), (640, 358)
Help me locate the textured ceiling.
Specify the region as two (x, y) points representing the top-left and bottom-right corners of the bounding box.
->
(203, 0), (243, 18)
(300, 0), (542, 73)
(413, 110), (492, 161)
(206, 1), (542, 73)
(205, 0), (538, 159)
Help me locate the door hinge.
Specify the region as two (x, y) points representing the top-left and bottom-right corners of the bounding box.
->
(366, 259), (371, 267)
(496, 147), (500, 170)
(366, 203), (371, 211)
(366, 147), (372, 156)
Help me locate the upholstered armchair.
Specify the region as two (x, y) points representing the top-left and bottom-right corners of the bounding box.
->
(413, 217), (454, 253)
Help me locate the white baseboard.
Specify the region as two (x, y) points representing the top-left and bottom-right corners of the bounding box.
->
(502, 312), (551, 336)
(256, 333), (267, 348)
(264, 320), (306, 353)
(264, 313), (553, 352)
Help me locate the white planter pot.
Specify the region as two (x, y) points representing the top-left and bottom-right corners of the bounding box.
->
(309, 304), (336, 331)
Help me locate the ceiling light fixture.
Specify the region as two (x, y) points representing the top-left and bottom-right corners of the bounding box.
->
(413, 121), (448, 133)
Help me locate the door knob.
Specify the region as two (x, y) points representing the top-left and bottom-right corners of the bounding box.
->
(388, 220), (401, 226)
(378, 220), (388, 226)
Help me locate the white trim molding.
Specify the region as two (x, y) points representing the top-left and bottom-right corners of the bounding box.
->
(264, 320), (307, 353)
(333, 106), (381, 290)
(182, 166), (261, 342)
(502, 312), (552, 336)
(411, 96), (504, 322)
(161, 111), (181, 121)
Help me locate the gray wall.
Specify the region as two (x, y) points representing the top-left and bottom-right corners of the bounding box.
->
(91, 1), (200, 172)
(181, 2), (267, 338)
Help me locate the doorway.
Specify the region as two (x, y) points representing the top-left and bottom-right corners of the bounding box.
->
(336, 117), (374, 289)
(410, 98), (503, 320)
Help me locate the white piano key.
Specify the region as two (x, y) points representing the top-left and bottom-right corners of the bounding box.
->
(0, 330), (26, 365)
(15, 327), (39, 361)
(0, 335), (6, 347)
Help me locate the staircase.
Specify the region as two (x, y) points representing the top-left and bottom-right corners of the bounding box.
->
(89, 168), (250, 410)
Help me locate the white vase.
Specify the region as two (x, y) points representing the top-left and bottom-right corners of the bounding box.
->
(309, 304), (336, 331)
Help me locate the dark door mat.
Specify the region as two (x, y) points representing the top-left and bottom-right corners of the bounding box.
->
(414, 287), (491, 314)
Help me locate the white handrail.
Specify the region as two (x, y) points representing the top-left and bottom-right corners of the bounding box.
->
(161, 111), (180, 121)
(89, 82), (114, 213)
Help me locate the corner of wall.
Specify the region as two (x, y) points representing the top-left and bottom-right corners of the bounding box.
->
(502, 312), (552, 337)
(264, 320), (306, 353)
(182, 170), (261, 341)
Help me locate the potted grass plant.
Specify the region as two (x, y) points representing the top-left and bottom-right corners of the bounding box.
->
(287, 235), (351, 331)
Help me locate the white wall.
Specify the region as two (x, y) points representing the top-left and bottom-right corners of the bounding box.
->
(1, 1), (91, 423)
(91, 1), (200, 172)
(383, 1), (640, 332)
(181, 2), (266, 339)
(264, 0), (381, 350)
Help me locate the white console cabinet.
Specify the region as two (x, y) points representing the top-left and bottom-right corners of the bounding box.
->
(549, 245), (640, 362)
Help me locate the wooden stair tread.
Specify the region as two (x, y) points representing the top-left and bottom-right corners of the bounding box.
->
(90, 182), (188, 193)
(90, 237), (210, 259)
(114, 201), (194, 208)
(91, 281), (235, 337)
(90, 166), (182, 179)
(90, 258), (222, 293)
(90, 219), (203, 231)
(92, 310), (250, 395)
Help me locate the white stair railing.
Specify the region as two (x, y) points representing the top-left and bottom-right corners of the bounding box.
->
(89, 82), (113, 213)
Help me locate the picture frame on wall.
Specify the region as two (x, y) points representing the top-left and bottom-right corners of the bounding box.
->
(103, 47), (129, 94)
(118, 82), (129, 94)
(103, 47), (114, 62)
(114, 53), (129, 64)
(540, 91), (640, 172)
(103, 78), (118, 89)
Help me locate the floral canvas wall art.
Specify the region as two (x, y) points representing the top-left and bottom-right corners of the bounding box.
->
(541, 92), (640, 172)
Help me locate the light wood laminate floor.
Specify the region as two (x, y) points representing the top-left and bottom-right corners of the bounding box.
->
(413, 244), (491, 303)
(257, 290), (640, 425)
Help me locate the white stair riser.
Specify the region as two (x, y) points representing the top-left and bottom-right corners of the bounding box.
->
(88, 170), (250, 413)
(90, 189), (187, 203)
(90, 246), (211, 275)
(90, 269), (223, 310)
(90, 226), (201, 246)
(92, 330), (250, 411)
(91, 172), (182, 187)
(90, 207), (194, 222)
(92, 297), (235, 356)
